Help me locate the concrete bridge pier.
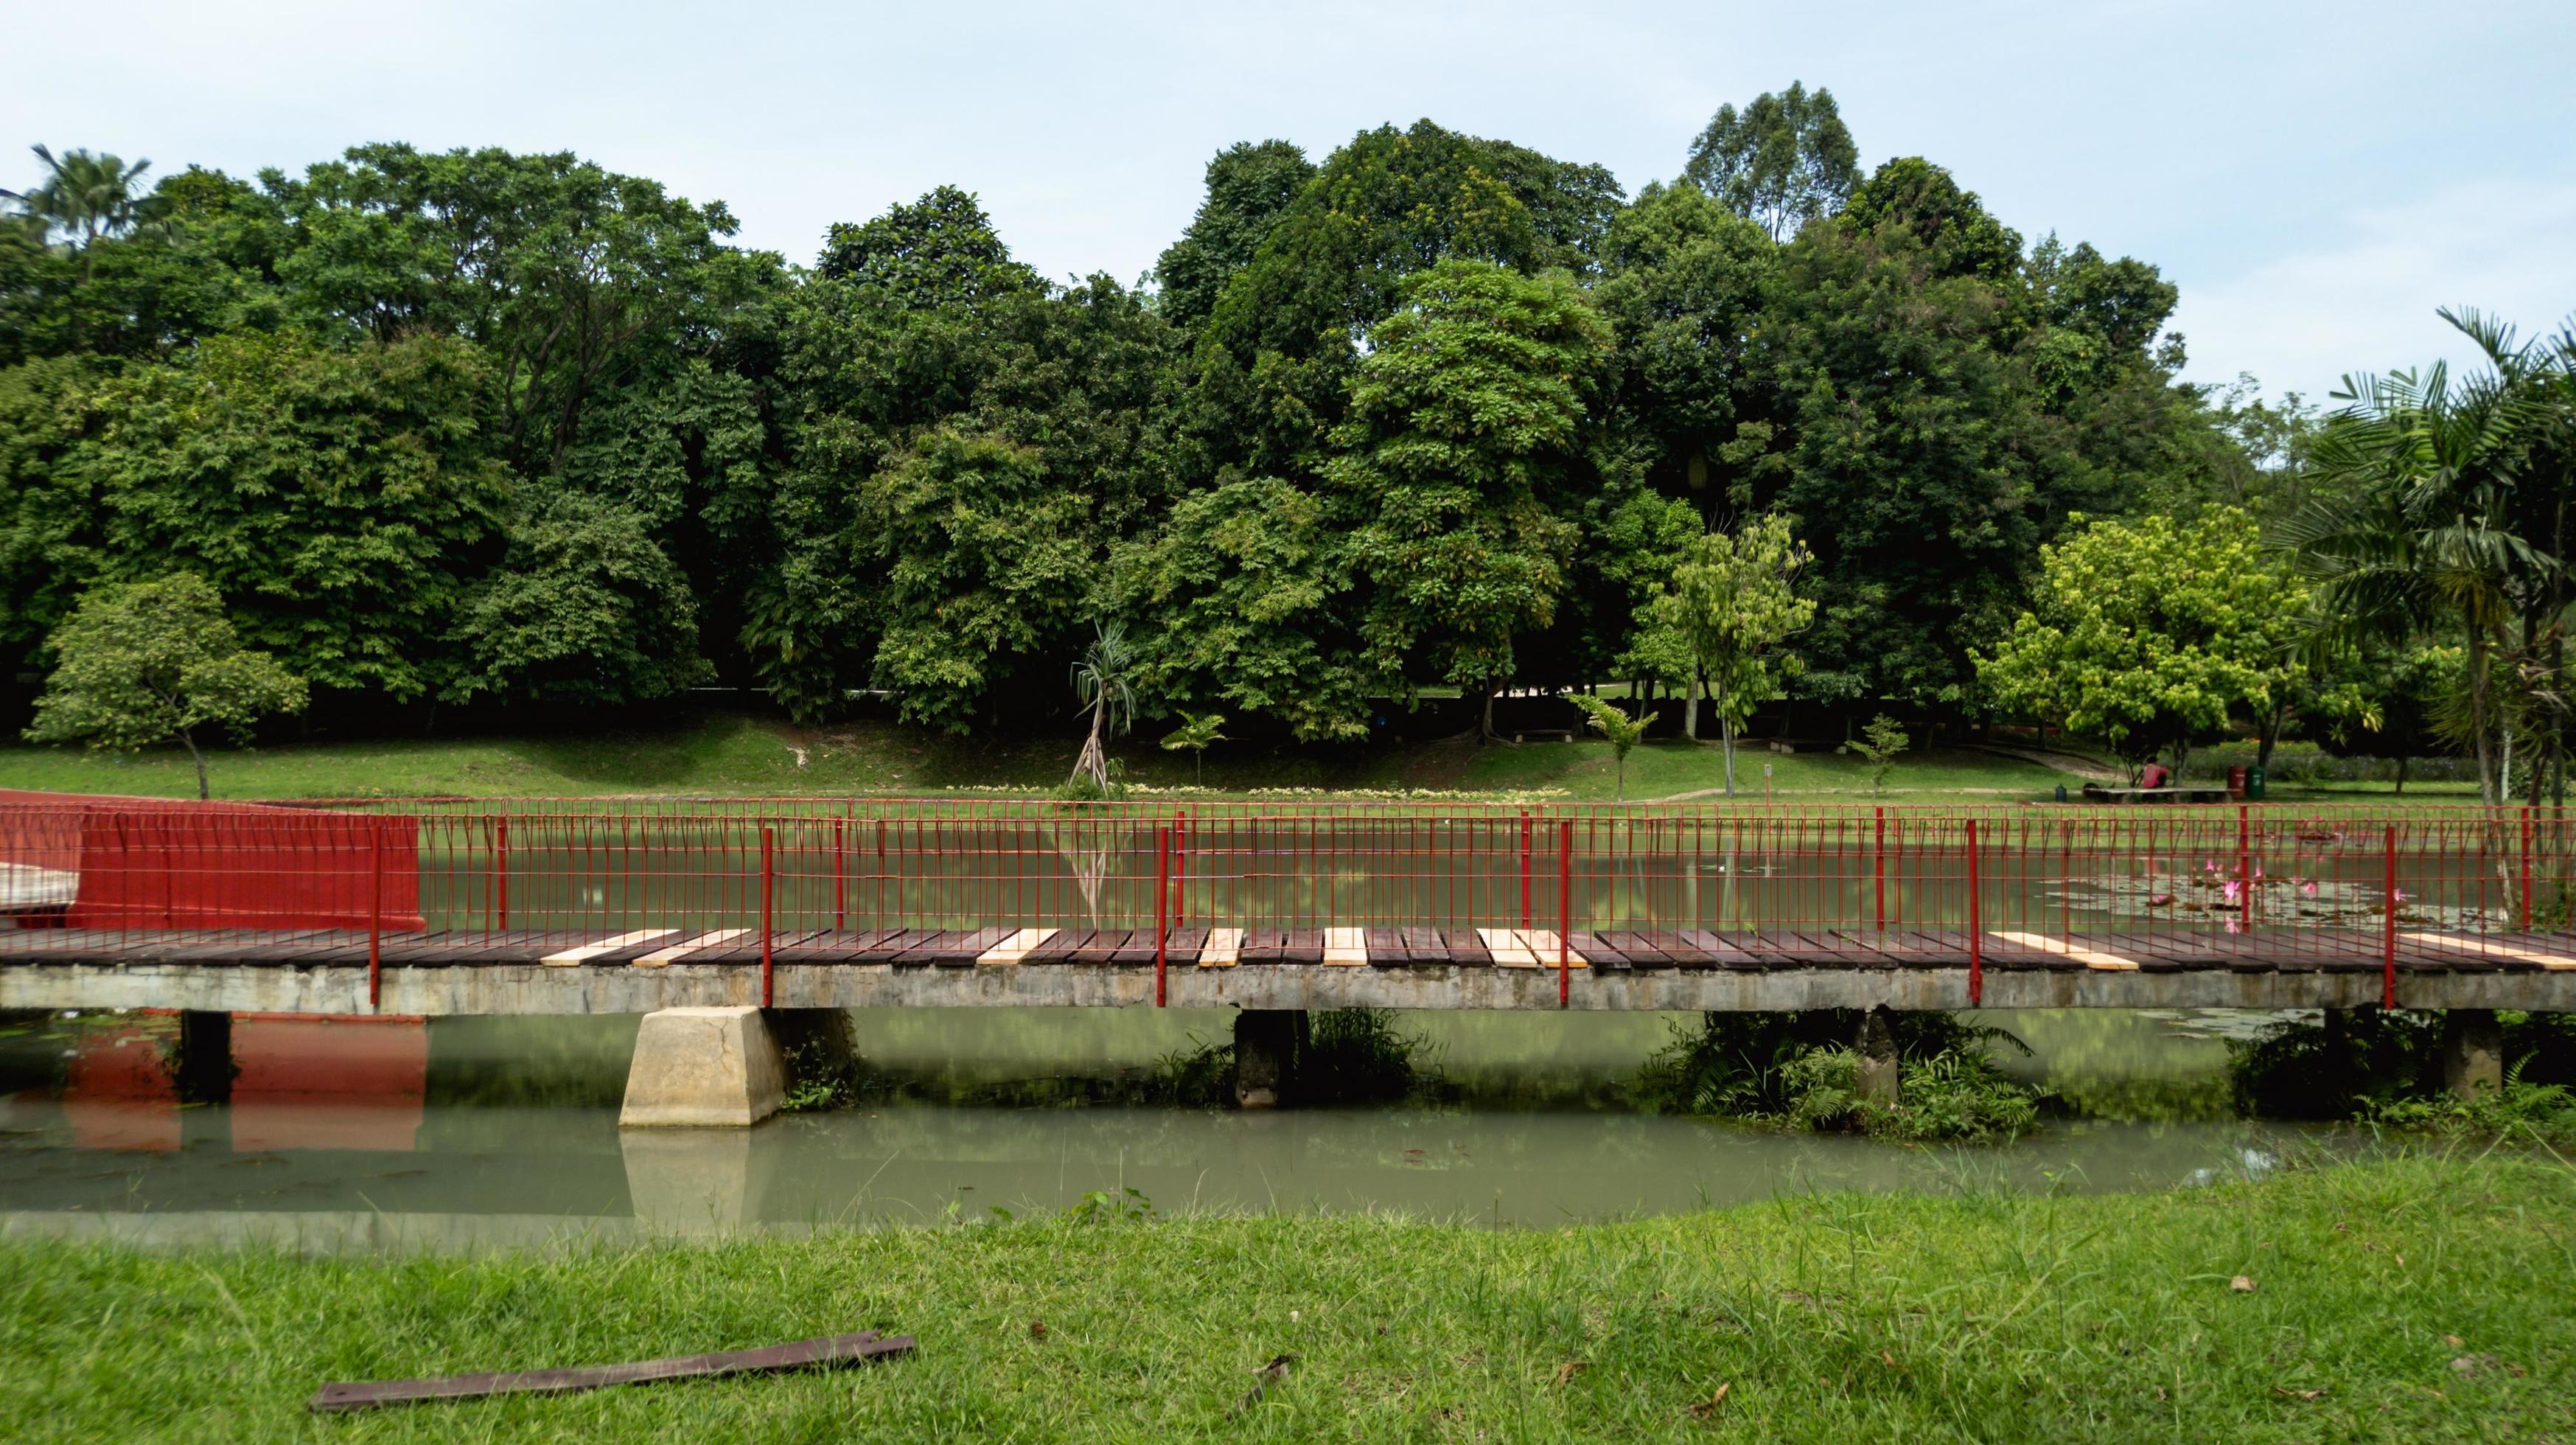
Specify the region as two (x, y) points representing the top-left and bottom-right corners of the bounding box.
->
(617, 1006), (855, 1128)
(1855, 1006), (1900, 1106)
(172, 1010), (234, 1106)
(2441, 1009), (2503, 1101)
(1233, 1009), (1304, 1110)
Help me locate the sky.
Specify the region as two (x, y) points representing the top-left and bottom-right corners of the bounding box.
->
(5, 0), (2572, 405)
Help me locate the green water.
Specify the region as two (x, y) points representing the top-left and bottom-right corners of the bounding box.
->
(0, 1006), (2329, 1250)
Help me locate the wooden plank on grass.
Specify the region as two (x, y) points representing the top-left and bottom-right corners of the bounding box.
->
(309, 1329), (912, 1412)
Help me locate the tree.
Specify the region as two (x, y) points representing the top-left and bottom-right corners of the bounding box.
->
(1183, 120), (1622, 478)
(1153, 141), (1314, 332)
(1114, 476), (1369, 741)
(1158, 710), (1227, 787)
(444, 488), (708, 706)
(818, 184), (1041, 310)
(1, 145), (164, 254)
(265, 143), (748, 473)
(1848, 714), (1910, 795)
(1655, 512), (1815, 795)
(1324, 260), (1611, 736)
(1069, 622), (1139, 795)
(1978, 509), (2308, 776)
(1683, 83), (1859, 240)
(1569, 694), (1654, 800)
(69, 330), (514, 700)
(24, 574), (305, 799)
(2289, 318), (2544, 804)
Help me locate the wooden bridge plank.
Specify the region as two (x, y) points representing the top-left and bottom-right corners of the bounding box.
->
(1024, 927), (1089, 963)
(1441, 929), (1492, 967)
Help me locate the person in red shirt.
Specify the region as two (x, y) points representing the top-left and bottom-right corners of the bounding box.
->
(2138, 760), (2171, 789)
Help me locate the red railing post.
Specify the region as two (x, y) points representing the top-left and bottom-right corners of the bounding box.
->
(494, 816), (509, 930)
(1966, 818), (1982, 1007)
(1174, 809), (1187, 927)
(1519, 811), (1533, 930)
(368, 824), (383, 1011)
(2238, 804), (2253, 930)
(1154, 824), (1171, 1009)
(1557, 818), (1573, 1009)
(2382, 823), (2398, 1009)
(833, 816), (847, 933)
(2521, 806), (2534, 933)
(1873, 805), (1886, 934)
(760, 825), (775, 1009)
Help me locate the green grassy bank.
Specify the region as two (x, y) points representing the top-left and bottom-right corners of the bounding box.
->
(2, 1154), (2568, 1441)
(0, 704), (2455, 804)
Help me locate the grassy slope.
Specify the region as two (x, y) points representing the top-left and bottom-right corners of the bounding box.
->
(0, 708), (2106, 801)
(1, 1155), (2567, 1441)
(0, 706), (2468, 803)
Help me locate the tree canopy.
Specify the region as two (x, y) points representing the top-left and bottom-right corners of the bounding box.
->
(0, 102), (2376, 765)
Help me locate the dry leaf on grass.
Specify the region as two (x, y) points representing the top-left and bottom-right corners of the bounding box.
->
(2229, 1275), (2256, 1292)
(1028, 1320), (1047, 1340)
(2272, 1386), (2324, 1402)
(1685, 1382), (1731, 1418)
(1549, 1360), (1589, 1387)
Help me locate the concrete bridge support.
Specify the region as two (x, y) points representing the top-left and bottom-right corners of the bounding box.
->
(2441, 1009), (2503, 1101)
(617, 1006), (858, 1128)
(1233, 1009), (1303, 1110)
(1855, 1006), (1900, 1106)
(172, 1010), (234, 1106)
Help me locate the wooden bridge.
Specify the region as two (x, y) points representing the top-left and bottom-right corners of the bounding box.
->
(7, 793), (2563, 1116)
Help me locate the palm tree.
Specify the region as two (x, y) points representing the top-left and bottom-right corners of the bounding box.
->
(2286, 310), (2561, 804)
(1, 145), (162, 257)
(1067, 623), (1139, 795)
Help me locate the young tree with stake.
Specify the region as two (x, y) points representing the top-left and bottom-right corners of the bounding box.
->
(24, 575), (306, 800)
(1657, 514), (1815, 796)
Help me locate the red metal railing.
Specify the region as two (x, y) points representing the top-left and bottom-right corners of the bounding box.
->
(2, 798), (2569, 1002)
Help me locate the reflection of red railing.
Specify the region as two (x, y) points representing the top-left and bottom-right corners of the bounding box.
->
(1, 795), (2569, 1003)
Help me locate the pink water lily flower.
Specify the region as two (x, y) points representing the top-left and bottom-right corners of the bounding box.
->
(2299, 880), (2319, 897)
(2221, 880), (2244, 904)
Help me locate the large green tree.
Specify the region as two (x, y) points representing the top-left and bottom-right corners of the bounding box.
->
(1152, 141), (1314, 332)
(1978, 508), (2308, 773)
(1655, 512), (1816, 793)
(1683, 83), (1860, 240)
(1325, 260), (1612, 735)
(69, 330), (514, 700)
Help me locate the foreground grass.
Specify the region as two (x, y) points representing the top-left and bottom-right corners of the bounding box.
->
(2, 1155), (2570, 1441)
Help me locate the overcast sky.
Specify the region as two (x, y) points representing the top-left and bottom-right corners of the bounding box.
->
(7, 0), (2571, 405)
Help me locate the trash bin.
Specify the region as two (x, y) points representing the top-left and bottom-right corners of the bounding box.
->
(2227, 765), (2248, 799)
(2245, 765), (2265, 801)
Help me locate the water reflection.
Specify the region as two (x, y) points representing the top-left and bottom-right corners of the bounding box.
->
(0, 1006), (2332, 1252)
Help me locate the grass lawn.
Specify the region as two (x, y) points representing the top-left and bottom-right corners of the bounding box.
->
(0, 1154), (2567, 1441)
(0, 703), (2465, 805)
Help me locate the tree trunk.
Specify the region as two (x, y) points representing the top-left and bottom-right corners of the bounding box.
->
(1684, 665), (1703, 742)
(1480, 686), (1500, 745)
(178, 726), (209, 801)
(1719, 680), (1737, 798)
(2395, 755), (2408, 795)
(2469, 631), (2497, 805)
(2257, 700), (2283, 773)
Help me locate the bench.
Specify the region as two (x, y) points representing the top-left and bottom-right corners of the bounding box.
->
(2080, 784), (2236, 805)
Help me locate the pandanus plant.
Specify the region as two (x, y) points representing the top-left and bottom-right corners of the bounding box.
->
(1067, 622), (1139, 795)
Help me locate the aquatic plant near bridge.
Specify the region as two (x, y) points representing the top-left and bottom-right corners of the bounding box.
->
(1638, 1009), (2045, 1143)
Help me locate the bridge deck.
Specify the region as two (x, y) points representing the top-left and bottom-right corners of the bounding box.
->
(5, 925), (2574, 1016)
